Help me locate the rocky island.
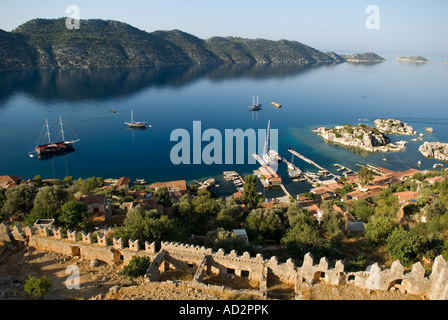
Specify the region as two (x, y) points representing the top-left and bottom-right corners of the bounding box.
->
(396, 56), (430, 63)
(312, 124), (407, 153)
(339, 52), (385, 63)
(374, 118), (417, 136)
(419, 142), (448, 162)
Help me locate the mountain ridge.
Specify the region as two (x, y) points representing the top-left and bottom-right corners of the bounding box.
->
(0, 18), (347, 70)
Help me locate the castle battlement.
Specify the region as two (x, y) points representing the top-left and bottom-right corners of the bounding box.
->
(2, 221), (448, 299)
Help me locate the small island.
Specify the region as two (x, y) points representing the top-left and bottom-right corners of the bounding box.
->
(339, 52), (385, 63)
(312, 124), (407, 153)
(396, 56), (430, 63)
(419, 142), (448, 162)
(374, 118), (417, 136)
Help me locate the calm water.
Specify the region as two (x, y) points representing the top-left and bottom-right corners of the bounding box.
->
(0, 53), (447, 197)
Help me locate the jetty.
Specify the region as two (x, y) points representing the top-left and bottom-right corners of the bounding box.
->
(334, 163), (354, 174)
(288, 148), (336, 178)
(223, 171), (245, 191)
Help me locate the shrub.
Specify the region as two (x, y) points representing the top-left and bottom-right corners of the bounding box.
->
(118, 256), (150, 281)
(24, 276), (52, 298)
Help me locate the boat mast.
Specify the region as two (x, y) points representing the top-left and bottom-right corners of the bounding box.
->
(131, 110), (134, 123)
(59, 116), (65, 141)
(263, 120), (271, 156)
(45, 119), (51, 145)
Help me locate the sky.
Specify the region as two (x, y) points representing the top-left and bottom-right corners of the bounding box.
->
(0, 0), (447, 55)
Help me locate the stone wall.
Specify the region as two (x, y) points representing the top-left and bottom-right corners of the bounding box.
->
(2, 221), (448, 300)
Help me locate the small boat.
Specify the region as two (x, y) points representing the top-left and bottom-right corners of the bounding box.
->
(125, 110), (147, 129)
(110, 109), (116, 113)
(270, 102), (282, 109)
(249, 95), (262, 111)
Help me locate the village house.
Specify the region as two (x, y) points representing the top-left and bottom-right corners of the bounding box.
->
(393, 191), (419, 205)
(0, 175), (22, 190)
(148, 180), (189, 203)
(303, 204), (322, 221)
(376, 167), (421, 181)
(117, 177), (131, 189)
(425, 176), (444, 185)
(257, 166), (282, 188)
(77, 194), (113, 226)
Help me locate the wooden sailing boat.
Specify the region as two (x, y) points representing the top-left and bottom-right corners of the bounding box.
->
(249, 95), (262, 111)
(125, 110), (147, 128)
(33, 117), (80, 158)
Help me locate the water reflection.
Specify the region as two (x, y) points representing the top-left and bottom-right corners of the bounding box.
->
(0, 63), (335, 104)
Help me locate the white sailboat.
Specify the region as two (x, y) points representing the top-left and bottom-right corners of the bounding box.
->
(125, 110), (147, 128)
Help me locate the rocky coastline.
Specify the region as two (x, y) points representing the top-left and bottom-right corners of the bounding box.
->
(312, 124), (407, 153)
(374, 118), (417, 136)
(419, 142), (448, 162)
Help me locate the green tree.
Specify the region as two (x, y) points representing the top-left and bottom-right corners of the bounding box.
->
(365, 216), (395, 245)
(245, 208), (282, 243)
(58, 200), (90, 229)
(24, 185), (71, 225)
(386, 227), (422, 266)
(1, 184), (36, 219)
(349, 198), (375, 222)
(424, 199), (447, 221)
(118, 256), (150, 281)
(320, 211), (345, 244)
(32, 175), (43, 187)
(78, 177), (104, 194)
(204, 228), (246, 253)
(114, 205), (176, 244)
(441, 238), (448, 261)
(281, 223), (329, 260)
(216, 197), (243, 230)
(241, 175), (263, 210)
(153, 186), (173, 207)
(335, 183), (354, 198)
(24, 276), (52, 298)
(374, 190), (400, 219)
(357, 166), (375, 185)
(285, 202), (313, 228)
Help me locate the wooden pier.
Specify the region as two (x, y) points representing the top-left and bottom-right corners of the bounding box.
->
(288, 148), (337, 179)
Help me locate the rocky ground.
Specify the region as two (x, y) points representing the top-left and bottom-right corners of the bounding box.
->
(0, 247), (424, 301)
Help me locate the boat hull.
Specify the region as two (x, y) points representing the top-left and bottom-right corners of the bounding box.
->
(36, 141), (76, 158)
(125, 122), (147, 128)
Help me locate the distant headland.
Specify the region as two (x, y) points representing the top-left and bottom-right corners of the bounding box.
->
(0, 18), (347, 71)
(339, 52), (385, 63)
(396, 56), (430, 63)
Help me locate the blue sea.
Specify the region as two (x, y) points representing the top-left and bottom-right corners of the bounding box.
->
(0, 53), (447, 198)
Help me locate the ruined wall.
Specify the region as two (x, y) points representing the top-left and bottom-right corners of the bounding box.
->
(2, 221), (448, 300)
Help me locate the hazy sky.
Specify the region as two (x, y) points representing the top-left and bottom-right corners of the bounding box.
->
(1, 0), (447, 55)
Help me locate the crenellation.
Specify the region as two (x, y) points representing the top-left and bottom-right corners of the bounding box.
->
(2, 221), (448, 299)
(145, 241), (156, 253)
(67, 230), (77, 242)
(128, 238), (139, 252)
(81, 231), (92, 244)
(97, 233), (107, 247)
(53, 227), (62, 239)
(24, 225), (35, 237)
(113, 237), (124, 249)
